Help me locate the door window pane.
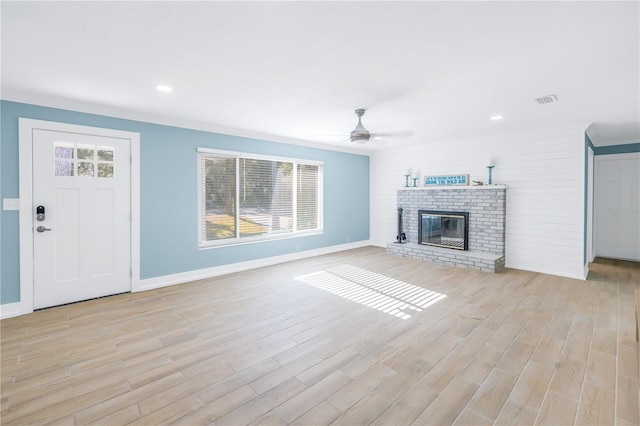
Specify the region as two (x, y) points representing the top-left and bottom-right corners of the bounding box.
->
(77, 145), (95, 160)
(55, 145), (74, 159)
(97, 163), (114, 178)
(97, 147), (114, 161)
(78, 161), (95, 177)
(54, 142), (75, 176)
(55, 160), (74, 176)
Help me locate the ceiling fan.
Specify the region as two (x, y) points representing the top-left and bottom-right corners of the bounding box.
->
(349, 108), (413, 144)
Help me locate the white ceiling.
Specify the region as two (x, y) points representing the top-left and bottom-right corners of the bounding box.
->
(2, 1), (639, 151)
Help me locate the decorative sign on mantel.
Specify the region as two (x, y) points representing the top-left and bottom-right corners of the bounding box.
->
(424, 174), (469, 186)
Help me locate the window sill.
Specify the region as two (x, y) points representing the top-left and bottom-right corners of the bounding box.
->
(198, 229), (323, 250)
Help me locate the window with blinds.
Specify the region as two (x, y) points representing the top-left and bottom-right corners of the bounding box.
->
(198, 148), (322, 247)
(297, 164), (318, 231)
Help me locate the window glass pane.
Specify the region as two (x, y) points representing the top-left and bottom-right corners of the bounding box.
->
(297, 164), (319, 230)
(77, 145), (95, 160)
(55, 160), (74, 176)
(97, 163), (114, 178)
(97, 147), (114, 161)
(77, 161), (94, 177)
(239, 159), (292, 237)
(203, 155), (236, 241)
(55, 144), (74, 159)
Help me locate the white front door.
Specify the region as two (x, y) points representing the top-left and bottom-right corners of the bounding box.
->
(594, 153), (640, 262)
(32, 129), (131, 309)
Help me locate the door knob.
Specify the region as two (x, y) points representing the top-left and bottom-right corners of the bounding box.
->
(36, 226), (52, 233)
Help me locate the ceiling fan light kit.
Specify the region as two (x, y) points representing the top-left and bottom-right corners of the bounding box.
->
(349, 108), (371, 144)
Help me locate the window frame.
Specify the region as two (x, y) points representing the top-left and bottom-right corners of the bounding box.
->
(197, 147), (323, 249)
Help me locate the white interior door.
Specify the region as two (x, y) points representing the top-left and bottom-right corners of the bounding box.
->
(32, 129), (131, 309)
(594, 153), (640, 262)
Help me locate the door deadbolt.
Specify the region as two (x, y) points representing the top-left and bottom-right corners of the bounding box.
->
(36, 205), (46, 221)
(36, 226), (52, 233)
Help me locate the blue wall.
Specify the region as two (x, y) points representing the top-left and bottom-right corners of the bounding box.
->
(1, 100), (370, 305)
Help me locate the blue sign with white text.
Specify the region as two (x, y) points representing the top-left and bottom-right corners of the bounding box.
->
(424, 175), (469, 186)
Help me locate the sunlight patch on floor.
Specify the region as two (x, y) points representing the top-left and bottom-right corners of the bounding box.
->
(295, 264), (447, 319)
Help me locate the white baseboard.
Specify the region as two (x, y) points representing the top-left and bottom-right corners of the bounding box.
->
(137, 240), (372, 292)
(0, 302), (26, 320)
(0, 242), (372, 319)
(505, 262), (587, 281)
(583, 263), (590, 280)
(369, 240), (387, 248)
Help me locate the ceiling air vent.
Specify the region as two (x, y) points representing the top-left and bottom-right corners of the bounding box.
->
(535, 94), (558, 104)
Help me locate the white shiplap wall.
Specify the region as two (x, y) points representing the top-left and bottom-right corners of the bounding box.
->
(370, 129), (587, 279)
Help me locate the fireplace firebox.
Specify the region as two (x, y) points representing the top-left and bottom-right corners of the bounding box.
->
(418, 210), (469, 251)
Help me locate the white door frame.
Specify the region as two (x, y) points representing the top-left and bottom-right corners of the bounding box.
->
(586, 146), (594, 263)
(18, 118), (140, 316)
(593, 151), (640, 261)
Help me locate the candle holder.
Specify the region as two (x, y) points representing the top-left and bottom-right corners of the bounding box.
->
(404, 174), (410, 188)
(487, 165), (495, 185)
(412, 177), (418, 187)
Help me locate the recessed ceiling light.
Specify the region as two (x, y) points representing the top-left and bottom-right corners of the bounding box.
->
(156, 85), (172, 93)
(491, 115), (503, 120)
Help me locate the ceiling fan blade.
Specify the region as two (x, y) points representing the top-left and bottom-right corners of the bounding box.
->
(370, 130), (414, 140)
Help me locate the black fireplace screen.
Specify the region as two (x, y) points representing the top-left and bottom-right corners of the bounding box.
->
(418, 210), (469, 250)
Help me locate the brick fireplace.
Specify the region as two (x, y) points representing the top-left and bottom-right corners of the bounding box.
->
(386, 185), (506, 272)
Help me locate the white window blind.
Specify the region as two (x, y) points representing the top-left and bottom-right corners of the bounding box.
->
(297, 164), (318, 231)
(199, 149), (322, 246)
(239, 158), (293, 237)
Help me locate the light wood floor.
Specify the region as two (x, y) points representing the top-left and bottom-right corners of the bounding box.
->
(2, 247), (639, 425)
